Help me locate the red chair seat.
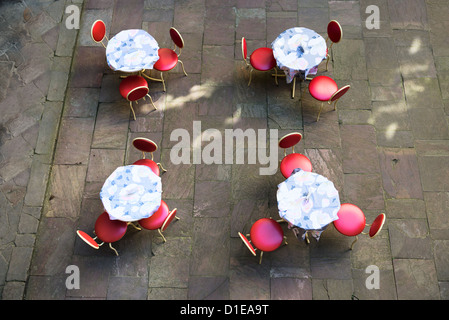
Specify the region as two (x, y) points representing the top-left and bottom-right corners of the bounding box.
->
(250, 47), (276, 71)
(95, 212), (127, 243)
(308, 76), (338, 101)
(153, 48), (178, 71)
(278, 132), (302, 149)
(119, 75), (149, 102)
(133, 159), (160, 176)
(280, 153), (313, 178)
(138, 200), (169, 230)
(333, 203), (366, 237)
(250, 218), (283, 252)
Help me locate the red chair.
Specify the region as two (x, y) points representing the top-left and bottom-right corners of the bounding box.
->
(132, 137), (166, 175)
(91, 20), (108, 48)
(333, 204), (386, 250)
(238, 218), (287, 264)
(325, 20), (343, 71)
(119, 75), (156, 120)
(151, 27), (188, 92)
(138, 200), (179, 242)
(76, 212), (127, 256)
(278, 132), (312, 178)
(308, 75), (350, 121)
(241, 37), (278, 87)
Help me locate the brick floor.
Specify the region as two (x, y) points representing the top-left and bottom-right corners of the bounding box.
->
(1, 0), (449, 302)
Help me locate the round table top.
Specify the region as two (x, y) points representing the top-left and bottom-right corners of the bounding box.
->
(272, 27), (327, 82)
(106, 29), (160, 72)
(277, 169), (340, 230)
(100, 165), (162, 222)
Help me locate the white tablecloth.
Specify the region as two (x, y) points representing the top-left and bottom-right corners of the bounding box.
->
(100, 165), (162, 222)
(272, 27), (327, 83)
(106, 29), (159, 72)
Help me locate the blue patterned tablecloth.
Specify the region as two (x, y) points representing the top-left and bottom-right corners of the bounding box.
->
(277, 169), (340, 231)
(272, 27), (327, 83)
(106, 29), (160, 72)
(100, 165), (162, 222)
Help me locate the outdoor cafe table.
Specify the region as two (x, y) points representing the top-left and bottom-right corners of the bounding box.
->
(277, 168), (340, 242)
(106, 29), (160, 73)
(100, 165), (162, 222)
(272, 27), (327, 97)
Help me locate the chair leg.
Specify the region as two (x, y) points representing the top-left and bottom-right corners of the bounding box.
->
(158, 229), (167, 243)
(274, 67), (278, 86)
(146, 94), (157, 110)
(350, 236), (358, 250)
(283, 236), (288, 245)
(160, 72), (166, 92)
(178, 60), (188, 76)
(259, 251), (264, 264)
(129, 101), (136, 121)
(109, 243), (119, 256)
(128, 222), (141, 231)
(292, 77), (296, 99)
(305, 232), (310, 244)
(248, 68), (254, 86)
(157, 162), (167, 173)
(326, 54), (330, 71)
(316, 102), (324, 122)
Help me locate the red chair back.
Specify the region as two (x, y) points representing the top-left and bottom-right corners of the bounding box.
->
(161, 208), (177, 232)
(138, 200), (169, 230)
(327, 20), (343, 43)
(330, 85), (350, 102)
(238, 232), (257, 256)
(333, 203), (366, 237)
(132, 137), (158, 154)
(170, 27), (184, 49)
(369, 213), (386, 238)
(278, 132), (302, 149)
(91, 20), (106, 43)
(94, 212), (127, 243)
(250, 218), (284, 252)
(241, 37), (247, 60)
(77, 230), (100, 249)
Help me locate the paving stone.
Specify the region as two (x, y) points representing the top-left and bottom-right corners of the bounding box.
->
(408, 108), (449, 140)
(298, 7), (329, 34)
(54, 117), (95, 165)
(25, 276), (66, 300)
(352, 268), (398, 300)
(229, 256), (270, 300)
(44, 165), (87, 219)
(378, 148), (423, 199)
(91, 102), (130, 148)
(340, 125), (379, 174)
(385, 198), (426, 219)
(202, 45), (235, 87)
(424, 193), (449, 238)
(107, 276), (148, 299)
(69, 46), (106, 88)
(188, 276), (229, 299)
(63, 87), (100, 118)
(376, 130), (415, 148)
(86, 149), (125, 182)
(418, 154), (449, 191)
(369, 100), (410, 131)
(434, 240), (449, 281)
(343, 173), (384, 210)
(393, 259), (440, 300)
(149, 255), (190, 288)
(190, 217), (230, 276)
(110, 0), (144, 35)
(194, 180), (231, 217)
(396, 46), (437, 80)
(364, 37), (398, 69)
(389, 219), (432, 259)
(387, 0), (428, 30)
(333, 39), (368, 80)
(271, 278), (312, 300)
(312, 279), (353, 300)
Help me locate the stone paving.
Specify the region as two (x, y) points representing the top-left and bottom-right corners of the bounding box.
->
(1, 0), (449, 300)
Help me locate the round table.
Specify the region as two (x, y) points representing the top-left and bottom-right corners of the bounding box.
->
(106, 29), (160, 72)
(272, 27), (327, 83)
(100, 165), (162, 222)
(277, 168), (340, 241)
